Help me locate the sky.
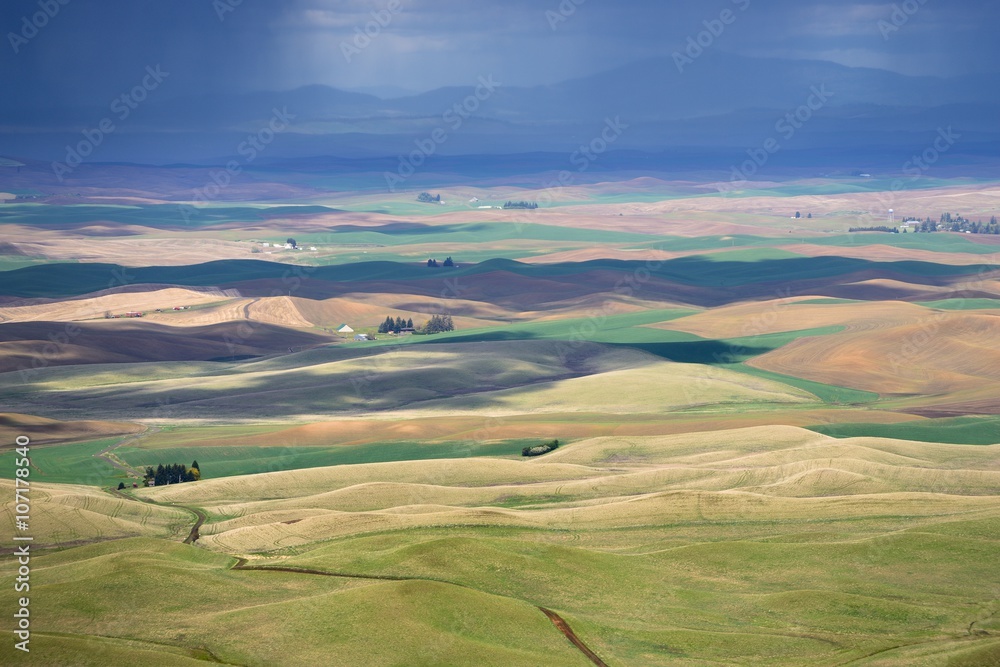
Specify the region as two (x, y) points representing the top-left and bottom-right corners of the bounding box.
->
(2, 0), (999, 109)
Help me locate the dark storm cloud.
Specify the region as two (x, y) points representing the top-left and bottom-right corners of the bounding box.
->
(2, 0), (998, 110)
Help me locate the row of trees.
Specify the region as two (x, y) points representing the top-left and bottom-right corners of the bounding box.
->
(849, 226), (899, 234)
(909, 215), (1000, 234)
(417, 192), (442, 203)
(427, 257), (455, 267)
(504, 201), (538, 209)
(378, 316), (415, 334)
(144, 461), (201, 486)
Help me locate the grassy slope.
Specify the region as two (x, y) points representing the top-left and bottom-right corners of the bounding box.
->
(0, 478), (190, 544)
(810, 416), (1000, 445)
(132, 427), (1000, 666)
(917, 298), (1000, 310)
(0, 538), (592, 667)
(0, 437), (125, 487)
(6, 427), (1000, 665)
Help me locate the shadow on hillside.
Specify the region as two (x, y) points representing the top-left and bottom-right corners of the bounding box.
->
(3, 255), (997, 302)
(420, 331), (773, 365)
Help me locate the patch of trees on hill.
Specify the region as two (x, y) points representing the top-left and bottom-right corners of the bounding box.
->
(503, 201), (538, 210)
(145, 461), (201, 486)
(378, 316), (414, 334)
(423, 314), (455, 334)
(417, 192), (442, 203)
(522, 440), (560, 457)
(427, 257), (455, 267)
(849, 226), (899, 233)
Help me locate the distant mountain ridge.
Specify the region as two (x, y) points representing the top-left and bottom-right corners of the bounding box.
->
(2, 53), (998, 165)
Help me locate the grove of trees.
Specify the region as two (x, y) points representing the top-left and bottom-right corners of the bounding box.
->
(378, 316), (415, 334)
(522, 440), (560, 457)
(423, 314), (455, 334)
(145, 461), (201, 486)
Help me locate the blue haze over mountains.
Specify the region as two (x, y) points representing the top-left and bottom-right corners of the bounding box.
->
(4, 52), (999, 175)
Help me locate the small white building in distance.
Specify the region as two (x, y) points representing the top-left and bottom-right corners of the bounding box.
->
(338, 324), (354, 334)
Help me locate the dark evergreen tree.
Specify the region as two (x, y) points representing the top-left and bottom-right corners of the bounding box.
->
(443, 256), (454, 267)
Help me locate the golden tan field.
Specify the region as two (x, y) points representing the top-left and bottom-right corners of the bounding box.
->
(751, 312), (1000, 400)
(0, 287), (238, 323)
(0, 413), (141, 445)
(0, 478), (190, 544)
(659, 299), (934, 339)
(135, 426), (1000, 554)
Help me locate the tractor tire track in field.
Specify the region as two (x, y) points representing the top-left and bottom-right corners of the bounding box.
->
(231, 559), (611, 667)
(107, 486), (206, 543)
